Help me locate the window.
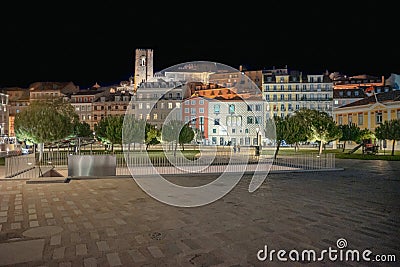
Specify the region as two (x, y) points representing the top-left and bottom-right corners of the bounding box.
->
(281, 85), (285, 90)
(214, 119), (220, 125)
(146, 114), (150, 120)
(199, 99), (204, 105)
(255, 104), (262, 111)
(288, 94), (292, 101)
(184, 108), (189, 113)
(348, 114), (352, 124)
(245, 129), (249, 134)
(358, 113), (363, 126)
(247, 105), (253, 111)
(214, 104), (220, 113)
(397, 110), (400, 119)
(281, 104), (285, 111)
(376, 111), (383, 124)
(139, 103), (143, 109)
(212, 128), (217, 133)
(247, 116), (253, 124)
(232, 129), (236, 134)
(153, 113), (158, 120)
(265, 95), (270, 101)
(338, 115), (343, 125)
(212, 137), (217, 144)
(146, 103), (151, 109)
(273, 95), (277, 101)
(280, 94), (284, 100)
(199, 108), (204, 113)
(160, 103), (165, 109)
(168, 103), (173, 109)
(175, 102), (181, 108)
(191, 100), (196, 105)
(355, 91), (359, 96)
(229, 104), (235, 114)
(191, 108), (196, 114)
(255, 116), (262, 124)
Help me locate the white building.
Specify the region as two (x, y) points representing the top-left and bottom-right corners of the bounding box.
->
(131, 79), (191, 128)
(207, 97), (265, 146)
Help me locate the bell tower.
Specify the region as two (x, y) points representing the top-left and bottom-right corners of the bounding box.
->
(134, 48), (154, 89)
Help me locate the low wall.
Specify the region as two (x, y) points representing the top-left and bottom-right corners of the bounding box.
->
(68, 155), (116, 177)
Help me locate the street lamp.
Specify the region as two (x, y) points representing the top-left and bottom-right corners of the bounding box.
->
(255, 127), (260, 156)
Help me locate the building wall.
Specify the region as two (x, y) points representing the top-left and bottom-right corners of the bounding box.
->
(134, 49), (153, 89)
(207, 99), (264, 146)
(182, 96), (209, 141)
(0, 93), (9, 136)
(334, 103), (400, 131)
(263, 73), (333, 118)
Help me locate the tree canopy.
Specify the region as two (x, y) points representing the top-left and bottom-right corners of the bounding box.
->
(94, 115), (124, 151)
(14, 98), (78, 145)
(375, 119), (400, 156)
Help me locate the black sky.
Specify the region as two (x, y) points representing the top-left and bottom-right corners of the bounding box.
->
(1, 2), (397, 89)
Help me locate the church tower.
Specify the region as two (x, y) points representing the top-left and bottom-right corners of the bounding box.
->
(134, 48), (154, 89)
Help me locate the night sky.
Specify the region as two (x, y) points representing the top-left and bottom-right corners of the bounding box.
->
(1, 2), (397, 89)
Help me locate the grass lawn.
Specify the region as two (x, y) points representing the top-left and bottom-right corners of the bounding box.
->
(262, 146), (400, 161)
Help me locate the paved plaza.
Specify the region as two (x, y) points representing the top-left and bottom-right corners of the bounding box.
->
(0, 159), (399, 266)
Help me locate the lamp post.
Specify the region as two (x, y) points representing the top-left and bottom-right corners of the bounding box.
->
(255, 127), (260, 156)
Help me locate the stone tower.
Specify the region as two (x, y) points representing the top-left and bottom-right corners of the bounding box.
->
(134, 48), (154, 89)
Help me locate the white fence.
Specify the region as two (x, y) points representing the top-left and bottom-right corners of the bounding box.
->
(3, 151), (337, 179)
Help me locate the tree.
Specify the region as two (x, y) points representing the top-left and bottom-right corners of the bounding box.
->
(338, 123), (362, 152)
(122, 115), (146, 151)
(375, 119), (400, 156)
(14, 98), (78, 162)
(295, 108), (342, 155)
(145, 123), (160, 150)
(74, 121), (92, 138)
(162, 120), (184, 156)
(72, 121), (93, 154)
(162, 120), (194, 155)
(284, 114), (309, 151)
(265, 116), (286, 159)
(179, 123), (195, 151)
(94, 115), (124, 151)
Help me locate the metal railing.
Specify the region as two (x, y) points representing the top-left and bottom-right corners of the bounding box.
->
(3, 151), (337, 179)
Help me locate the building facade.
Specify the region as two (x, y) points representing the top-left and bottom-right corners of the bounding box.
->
(207, 97), (265, 146)
(130, 79), (190, 129)
(333, 90), (400, 131)
(262, 67), (333, 118)
(133, 49), (153, 89)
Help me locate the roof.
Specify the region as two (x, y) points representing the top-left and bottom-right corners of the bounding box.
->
(338, 90), (400, 108)
(333, 88), (367, 98)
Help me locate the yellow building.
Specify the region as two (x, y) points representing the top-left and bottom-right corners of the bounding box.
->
(334, 90), (400, 132)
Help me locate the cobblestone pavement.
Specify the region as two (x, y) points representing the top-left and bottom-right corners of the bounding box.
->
(0, 159), (399, 266)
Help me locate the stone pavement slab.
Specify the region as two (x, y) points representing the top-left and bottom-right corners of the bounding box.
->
(0, 159), (398, 266)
